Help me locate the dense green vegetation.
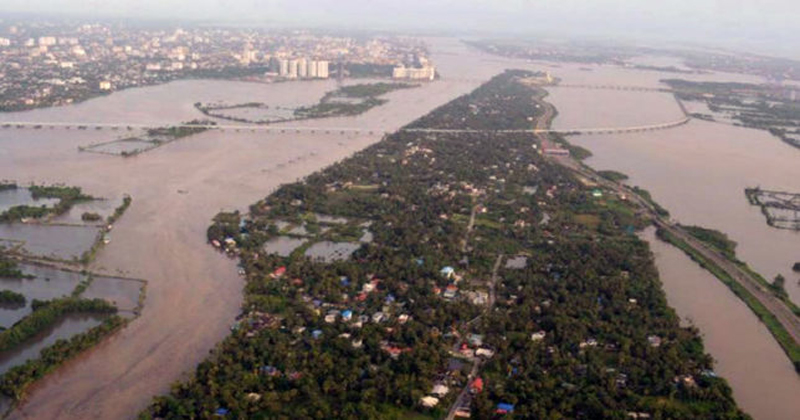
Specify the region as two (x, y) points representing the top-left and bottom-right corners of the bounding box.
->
(598, 170), (630, 182)
(0, 297), (117, 352)
(0, 182), (17, 191)
(0, 184), (94, 222)
(664, 79), (800, 150)
(146, 70), (745, 419)
(0, 258), (31, 279)
(0, 315), (126, 401)
(680, 224), (800, 314)
(657, 228), (800, 373)
(793, 262), (800, 272)
(335, 83), (418, 98)
(81, 212), (102, 222)
(681, 225), (737, 260)
(631, 186), (670, 217)
(295, 83), (416, 120)
(0, 290), (26, 306)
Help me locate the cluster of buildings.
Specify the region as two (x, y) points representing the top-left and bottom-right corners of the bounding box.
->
(274, 58), (329, 79)
(0, 20), (434, 111)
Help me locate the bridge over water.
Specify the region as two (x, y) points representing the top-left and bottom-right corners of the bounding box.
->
(0, 117), (691, 137)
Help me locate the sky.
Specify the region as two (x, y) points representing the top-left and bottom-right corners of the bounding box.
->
(0, 0), (797, 57)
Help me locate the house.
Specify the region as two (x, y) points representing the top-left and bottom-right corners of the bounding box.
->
(341, 310), (353, 321)
(443, 284), (458, 299)
(270, 266), (287, 279)
(476, 348), (495, 358)
(468, 334), (484, 347)
(647, 335), (662, 347)
(440, 266), (456, 279)
(352, 339), (363, 348)
(372, 312), (385, 323)
(496, 403), (515, 414)
(431, 383), (450, 397)
(420, 396), (440, 408)
(531, 331), (546, 342)
(215, 408), (230, 417)
(470, 377), (484, 394)
(324, 311), (338, 323)
(311, 330), (323, 339)
(398, 314), (410, 324)
(454, 407), (471, 418)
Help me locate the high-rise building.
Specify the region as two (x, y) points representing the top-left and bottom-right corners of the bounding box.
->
(308, 60), (318, 78)
(393, 65), (435, 81)
(288, 60), (299, 78)
(316, 61), (329, 79)
(278, 59), (289, 77)
(298, 58), (308, 78)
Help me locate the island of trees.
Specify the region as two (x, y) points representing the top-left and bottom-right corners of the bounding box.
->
(144, 70), (745, 419)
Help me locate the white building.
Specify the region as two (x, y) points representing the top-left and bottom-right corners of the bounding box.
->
(393, 65), (435, 81)
(298, 58), (308, 78)
(98, 81), (112, 91)
(278, 59), (289, 77)
(38, 37), (57, 47)
(316, 60), (329, 79)
(288, 59), (299, 78)
(308, 60), (318, 78)
(0, 38), (11, 47)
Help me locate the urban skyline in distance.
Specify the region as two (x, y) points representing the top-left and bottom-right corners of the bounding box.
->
(0, 0), (798, 59)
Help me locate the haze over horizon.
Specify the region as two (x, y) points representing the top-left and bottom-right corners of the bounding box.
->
(1, 0), (798, 59)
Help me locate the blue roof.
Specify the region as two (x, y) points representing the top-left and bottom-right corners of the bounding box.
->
(215, 408), (230, 416)
(312, 330), (323, 339)
(497, 403), (515, 412)
(342, 310), (353, 317)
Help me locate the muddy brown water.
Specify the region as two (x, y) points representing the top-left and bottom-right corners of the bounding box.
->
(0, 37), (796, 419)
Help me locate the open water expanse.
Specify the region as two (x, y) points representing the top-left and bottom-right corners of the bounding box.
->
(0, 38), (797, 419)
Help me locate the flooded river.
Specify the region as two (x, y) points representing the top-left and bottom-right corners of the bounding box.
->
(0, 37), (797, 419)
(543, 63), (800, 419)
(0, 38), (495, 419)
(642, 228), (800, 420)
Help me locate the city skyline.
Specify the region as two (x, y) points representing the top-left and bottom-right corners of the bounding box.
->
(0, 1), (797, 58)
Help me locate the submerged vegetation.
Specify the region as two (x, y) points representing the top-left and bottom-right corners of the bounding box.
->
(0, 297), (117, 352)
(0, 290), (26, 306)
(0, 184), (94, 223)
(196, 82), (417, 124)
(0, 315), (126, 401)
(145, 70), (745, 419)
(0, 258), (31, 279)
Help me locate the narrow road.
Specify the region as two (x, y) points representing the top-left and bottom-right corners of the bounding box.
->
(460, 202), (479, 253)
(446, 254), (503, 420)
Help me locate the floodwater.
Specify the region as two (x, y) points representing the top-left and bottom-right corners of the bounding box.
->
(545, 64), (800, 420)
(81, 276), (143, 312)
(262, 236), (306, 257)
(304, 241), (361, 263)
(549, 94), (800, 305)
(0, 224), (99, 261)
(642, 228), (800, 420)
(0, 38), (495, 419)
(0, 314), (105, 375)
(0, 36), (795, 419)
(0, 264), (84, 327)
(0, 188), (59, 213)
(52, 197), (120, 226)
